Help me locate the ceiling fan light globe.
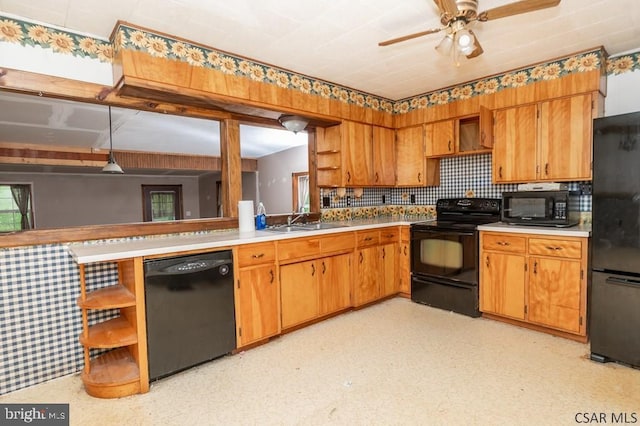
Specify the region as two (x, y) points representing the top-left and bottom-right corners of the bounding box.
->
(435, 34), (454, 56)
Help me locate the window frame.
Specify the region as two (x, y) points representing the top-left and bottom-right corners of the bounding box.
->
(141, 184), (184, 222)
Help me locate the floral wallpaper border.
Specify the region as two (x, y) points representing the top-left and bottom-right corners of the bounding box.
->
(1, 14), (639, 114)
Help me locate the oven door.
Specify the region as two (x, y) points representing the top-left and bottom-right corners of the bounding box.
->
(410, 228), (478, 284)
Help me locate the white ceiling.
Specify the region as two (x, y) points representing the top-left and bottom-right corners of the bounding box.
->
(1, 0), (638, 100)
(0, 0), (639, 162)
(0, 90), (308, 159)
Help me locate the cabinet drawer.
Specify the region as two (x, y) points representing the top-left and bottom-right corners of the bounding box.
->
(528, 238), (582, 259)
(379, 227), (400, 244)
(278, 237), (321, 261)
(356, 230), (380, 247)
(482, 233), (526, 253)
(320, 233), (355, 254)
(237, 242), (276, 267)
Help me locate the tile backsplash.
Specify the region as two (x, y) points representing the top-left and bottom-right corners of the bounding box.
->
(320, 154), (592, 219)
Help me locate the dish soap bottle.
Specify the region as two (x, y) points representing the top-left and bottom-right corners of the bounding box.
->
(256, 202), (267, 230)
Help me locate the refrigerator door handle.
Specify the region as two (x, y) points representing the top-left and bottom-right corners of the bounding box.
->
(606, 276), (640, 288)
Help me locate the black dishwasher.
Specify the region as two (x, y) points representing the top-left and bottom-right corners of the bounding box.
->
(144, 250), (236, 381)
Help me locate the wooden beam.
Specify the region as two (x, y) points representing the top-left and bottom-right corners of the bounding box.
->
(307, 130), (320, 213)
(220, 119), (242, 217)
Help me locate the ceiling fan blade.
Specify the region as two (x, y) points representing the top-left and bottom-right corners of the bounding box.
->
(378, 28), (443, 47)
(433, 0), (458, 16)
(478, 0), (560, 21)
(465, 30), (484, 59)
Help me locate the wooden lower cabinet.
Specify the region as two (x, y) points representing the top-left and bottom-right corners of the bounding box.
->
(236, 264), (280, 346)
(480, 252), (526, 320)
(280, 260), (320, 329)
(528, 256), (582, 333)
(479, 231), (588, 340)
(354, 228), (400, 306)
(235, 242), (279, 347)
(318, 254), (351, 316)
(280, 253), (352, 329)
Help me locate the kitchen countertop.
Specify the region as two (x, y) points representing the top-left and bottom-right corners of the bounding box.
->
(68, 216), (431, 264)
(477, 222), (591, 237)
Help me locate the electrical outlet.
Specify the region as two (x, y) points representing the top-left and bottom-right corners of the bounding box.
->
(322, 196), (330, 208)
(346, 196), (351, 206)
(410, 194), (416, 204)
(382, 195), (386, 204)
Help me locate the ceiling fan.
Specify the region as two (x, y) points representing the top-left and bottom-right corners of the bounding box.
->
(379, 0), (561, 64)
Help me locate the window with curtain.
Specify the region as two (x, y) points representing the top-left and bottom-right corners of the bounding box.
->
(0, 184), (33, 232)
(292, 172), (310, 213)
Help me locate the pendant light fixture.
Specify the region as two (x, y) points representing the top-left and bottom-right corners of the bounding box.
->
(102, 106), (124, 174)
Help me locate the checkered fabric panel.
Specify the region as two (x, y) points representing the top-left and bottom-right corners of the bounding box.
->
(321, 154), (592, 211)
(0, 245), (119, 395)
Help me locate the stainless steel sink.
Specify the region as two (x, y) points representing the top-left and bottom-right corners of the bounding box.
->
(264, 225), (312, 233)
(264, 222), (347, 233)
(295, 222), (347, 230)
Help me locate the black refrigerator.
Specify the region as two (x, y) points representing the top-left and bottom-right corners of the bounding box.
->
(590, 111), (640, 368)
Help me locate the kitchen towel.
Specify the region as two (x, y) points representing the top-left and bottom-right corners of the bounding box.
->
(238, 200), (255, 234)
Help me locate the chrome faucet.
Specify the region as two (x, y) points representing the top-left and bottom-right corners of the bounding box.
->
(287, 212), (308, 226)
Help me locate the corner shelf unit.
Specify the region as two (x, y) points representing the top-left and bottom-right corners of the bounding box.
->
(77, 257), (149, 399)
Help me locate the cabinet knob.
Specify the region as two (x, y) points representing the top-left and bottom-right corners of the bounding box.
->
(346, 171), (351, 182)
(448, 140), (452, 151)
(418, 172), (422, 183)
(545, 163), (549, 175)
(252, 253), (265, 259)
(499, 166), (503, 178)
(311, 263), (316, 276)
(497, 241), (510, 246)
(359, 252), (363, 264)
(269, 269), (274, 284)
(375, 172), (379, 182)
(382, 247), (386, 259)
(533, 261), (538, 274)
(322, 261), (326, 274)
(545, 246), (562, 251)
(485, 256), (490, 267)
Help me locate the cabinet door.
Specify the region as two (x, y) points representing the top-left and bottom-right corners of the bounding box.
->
(480, 252), (526, 320)
(493, 104), (538, 183)
(319, 254), (351, 315)
(539, 94), (592, 181)
(379, 243), (398, 297)
(236, 264), (279, 346)
(425, 120), (456, 157)
(396, 125), (425, 186)
(342, 121), (372, 186)
(528, 256), (582, 333)
(398, 242), (411, 295)
(280, 260), (319, 328)
(354, 247), (380, 306)
(371, 126), (396, 186)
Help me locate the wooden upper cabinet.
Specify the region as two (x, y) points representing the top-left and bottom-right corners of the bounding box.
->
(395, 125), (440, 187)
(317, 121), (396, 187)
(493, 93), (594, 184)
(342, 120), (372, 186)
(371, 126), (396, 186)
(425, 119), (456, 157)
(493, 103), (538, 183)
(539, 93), (593, 181)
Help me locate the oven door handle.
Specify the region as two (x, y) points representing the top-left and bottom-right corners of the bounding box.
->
(412, 275), (475, 290)
(411, 231), (475, 239)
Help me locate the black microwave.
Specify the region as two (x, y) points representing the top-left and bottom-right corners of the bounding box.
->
(501, 190), (580, 227)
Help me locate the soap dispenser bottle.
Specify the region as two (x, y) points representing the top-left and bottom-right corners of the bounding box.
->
(256, 202), (267, 230)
